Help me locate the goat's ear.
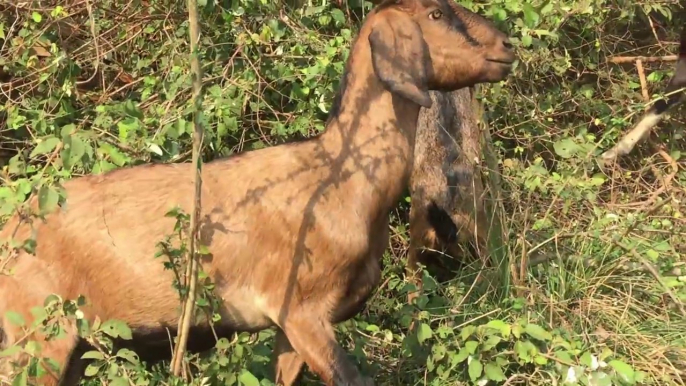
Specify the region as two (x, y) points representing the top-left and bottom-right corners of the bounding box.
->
(369, 17), (432, 108)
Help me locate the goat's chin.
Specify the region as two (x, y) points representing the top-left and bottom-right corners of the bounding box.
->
(481, 63), (513, 83)
(429, 82), (474, 93)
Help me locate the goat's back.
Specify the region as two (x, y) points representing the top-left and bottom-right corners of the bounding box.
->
(0, 140), (378, 330)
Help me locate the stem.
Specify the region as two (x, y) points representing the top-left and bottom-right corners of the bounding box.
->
(475, 84), (511, 298)
(170, 0), (204, 377)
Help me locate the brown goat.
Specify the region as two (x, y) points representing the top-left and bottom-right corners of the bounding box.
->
(0, 1), (515, 385)
(601, 25), (686, 160)
(406, 86), (490, 303)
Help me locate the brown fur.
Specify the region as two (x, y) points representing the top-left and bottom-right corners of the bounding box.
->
(406, 86), (489, 303)
(0, 1), (514, 385)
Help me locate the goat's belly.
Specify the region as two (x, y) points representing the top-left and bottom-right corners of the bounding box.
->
(331, 259), (382, 324)
(217, 287), (275, 332)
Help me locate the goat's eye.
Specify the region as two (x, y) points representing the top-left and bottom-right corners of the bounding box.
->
(429, 9), (443, 20)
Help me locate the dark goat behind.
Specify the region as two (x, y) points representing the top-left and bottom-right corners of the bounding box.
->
(407, 86), (490, 302)
(601, 24), (686, 160)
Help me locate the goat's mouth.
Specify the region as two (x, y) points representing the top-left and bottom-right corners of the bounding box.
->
(486, 58), (515, 66)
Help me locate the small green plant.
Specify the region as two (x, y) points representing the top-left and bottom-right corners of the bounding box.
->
(412, 318), (645, 385)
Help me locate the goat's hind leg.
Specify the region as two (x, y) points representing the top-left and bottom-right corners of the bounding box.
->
(273, 328), (304, 386)
(280, 313), (373, 386)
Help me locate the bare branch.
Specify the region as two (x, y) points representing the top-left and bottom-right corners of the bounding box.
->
(170, 0), (204, 377)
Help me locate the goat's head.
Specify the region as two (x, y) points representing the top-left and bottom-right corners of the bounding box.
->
(367, 0), (515, 107)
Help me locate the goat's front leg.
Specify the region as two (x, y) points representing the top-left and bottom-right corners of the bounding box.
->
(273, 329), (304, 386)
(280, 314), (373, 386)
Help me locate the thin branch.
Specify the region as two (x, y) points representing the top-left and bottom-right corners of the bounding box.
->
(170, 0), (204, 377)
(607, 55), (677, 64)
(636, 59), (650, 104)
(612, 240), (686, 317)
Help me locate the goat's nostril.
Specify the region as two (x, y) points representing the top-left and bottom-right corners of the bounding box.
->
(502, 39), (514, 50)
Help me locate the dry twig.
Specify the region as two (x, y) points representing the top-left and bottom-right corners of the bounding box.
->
(636, 59), (650, 104)
(170, 0), (205, 377)
(608, 55), (678, 64)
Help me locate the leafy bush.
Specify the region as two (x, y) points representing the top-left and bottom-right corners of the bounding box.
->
(1, 0), (685, 385)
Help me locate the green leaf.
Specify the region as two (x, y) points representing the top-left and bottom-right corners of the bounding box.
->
(653, 240), (671, 251)
(30, 136), (60, 158)
(198, 244), (211, 255)
(216, 337), (230, 350)
(609, 360), (636, 384)
(38, 185), (60, 215)
(465, 340), (479, 354)
(417, 323), (432, 344)
(24, 341), (41, 356)
(115, 321), (133, 340)
(460, 325), (476, 341)
(76, 317), (90, 338)
(521, 34), (533, 48)
(522, 4), (539, 28)
(331, 8), (346, 25)
(588, 371), (612, 386)
(580, 351), (593, 367)
(116, 348), (139, 364)
(81, 351), (104, 360)
(109, 377), (129, 386)
(61, 124), (77, 137)
(451, 347), (470, 365)
(553, 138), (579, 159)
(61, 135), (86, 169)
(107, 362), (119, 379)
(482, 335), (502, 351)
(0, 345), (22, 357)
(431, 344), (447, 361)
(555, 350), (574, 363)
(485, 319), (508, 334)
(11, 369), (27, 386)
(31, 12), (42, 23)
(43, 294), (62, 307)
(524, 323), (552, 341)
(84, 363), (101, 377)
(5, 311), (25, 327)
(122, 100), (143, 120)
(511, 323), (523, 339)
(100, 320), (132, 340)
(238, 370), (260, 386)
(468, 358), (483, 382)
(484, 362), (506, 381)
(117, 118), (139, 143)
(514, 340), (537, 362)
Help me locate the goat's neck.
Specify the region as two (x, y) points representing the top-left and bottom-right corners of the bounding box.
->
(318, 51), (422, 215)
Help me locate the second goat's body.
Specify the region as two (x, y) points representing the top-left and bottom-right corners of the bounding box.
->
(407, 87), (489, 300)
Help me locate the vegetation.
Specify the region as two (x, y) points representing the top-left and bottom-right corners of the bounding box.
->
(1, 0), (686, 385)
